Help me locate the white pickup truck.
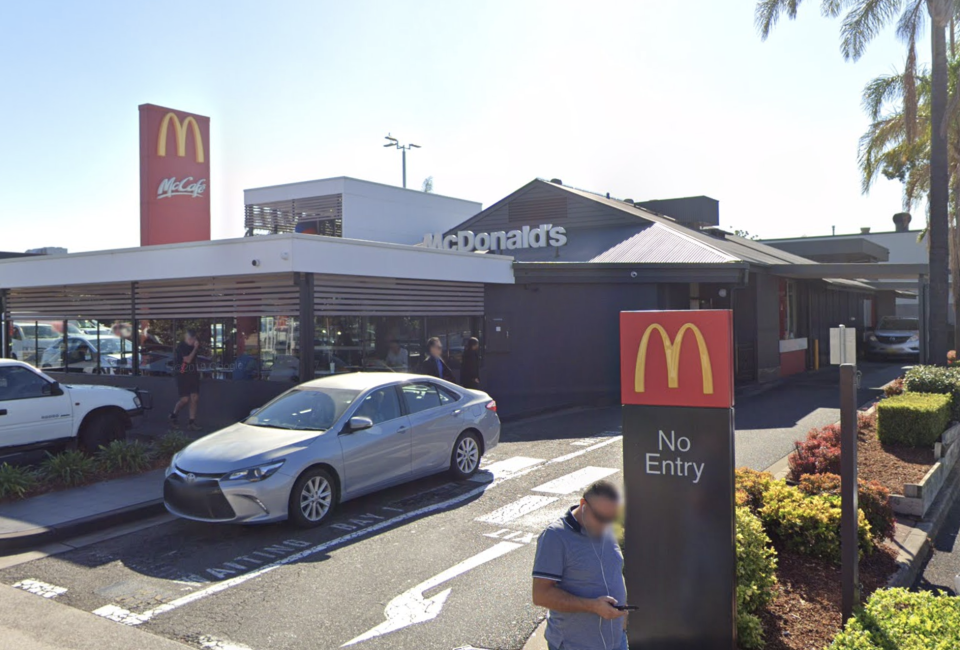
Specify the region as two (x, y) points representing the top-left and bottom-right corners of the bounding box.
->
(0, 359), (148, 453)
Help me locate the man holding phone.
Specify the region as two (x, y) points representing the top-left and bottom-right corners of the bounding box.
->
(532, 480), (629, 650)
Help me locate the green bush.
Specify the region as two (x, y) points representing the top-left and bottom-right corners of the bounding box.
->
(152, 431), (190, 460)
(797, 473), (896, 542)
(40, 450), (98, 487)
(734, 467), (774, 511)
(735, 507), (777, 650)
(903, 365), (960, 419)
(96, 440), (153, 473)
(829, 588), (960, 649)
(876, 392), (951, 446)
(0, 463), (37, 499)
(759, 481), (873, 563)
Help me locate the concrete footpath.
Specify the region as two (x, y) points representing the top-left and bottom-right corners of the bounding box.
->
(0, 579), (190, 650)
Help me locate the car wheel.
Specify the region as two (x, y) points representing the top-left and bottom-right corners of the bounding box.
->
(78, 410), (126, 452)
(450, 430), (482, 479)
(289, 467), (337, 528)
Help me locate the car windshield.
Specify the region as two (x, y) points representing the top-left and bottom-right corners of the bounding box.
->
(877, 317), (919, 331)
(246, 388), (359, 432)
(95, 338), (134, 354)
(21, 325), (58, 339)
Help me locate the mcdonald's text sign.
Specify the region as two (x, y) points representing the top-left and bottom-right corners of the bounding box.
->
(620, 310), (733, 409)
(139, 104), (211, 246)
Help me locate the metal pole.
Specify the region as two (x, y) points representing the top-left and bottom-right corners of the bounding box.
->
(919, 274), (928, 364)
(402, 147), (407, 189)
(840, 362), (860, 621)
(131, 282), (140, 375)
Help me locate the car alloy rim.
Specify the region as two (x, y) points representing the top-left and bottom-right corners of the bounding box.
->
(300, 476), (332, 522)
(456, 437), (479, 473)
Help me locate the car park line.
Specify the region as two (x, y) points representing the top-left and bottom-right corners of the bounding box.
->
(90, 437), (622, 627)
(475, 495), (559, 525)
(198, 635), (253, 650)
(469, 456), (543, 482)
(532, 466), (619, 494)
(13, 579), (67, 599)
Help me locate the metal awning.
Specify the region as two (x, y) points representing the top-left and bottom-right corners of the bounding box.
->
(766, 263), (928, 280)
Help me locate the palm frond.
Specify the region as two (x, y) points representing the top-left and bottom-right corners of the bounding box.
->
(896, 0), (926, 42)
(756, 0), (804, 38)
(905, 39), (919, 142)
(821, 0), (850, 17)
(862, 72), (905, 121)
(840, 0), (905, 60)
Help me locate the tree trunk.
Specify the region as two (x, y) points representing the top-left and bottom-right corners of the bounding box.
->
(929, 5), (951, 363)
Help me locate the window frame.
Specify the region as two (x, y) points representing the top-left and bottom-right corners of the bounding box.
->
(0, 365), (60, 402)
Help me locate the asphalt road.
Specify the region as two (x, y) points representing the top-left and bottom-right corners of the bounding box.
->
(0, 363), (903, 650)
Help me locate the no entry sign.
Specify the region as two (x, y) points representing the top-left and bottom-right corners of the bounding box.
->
(621, 310), (736, 649)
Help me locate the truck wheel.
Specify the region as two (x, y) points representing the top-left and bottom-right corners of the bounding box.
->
(78, 411), (126, 452)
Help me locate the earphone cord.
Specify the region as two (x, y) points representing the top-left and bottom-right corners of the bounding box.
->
(592, 536), (611, 650)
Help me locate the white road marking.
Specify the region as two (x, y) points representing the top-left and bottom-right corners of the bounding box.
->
(532, 466), (619, 494)
(483, 528), (537, 544)
(342, 541), (523, 646)
(199, 635), (253, 650)
(570, 439), (594, 446)
(13, 579), (67, 599)
(92, 435), (622, 627)
(469, 456), (543, 482)
(475, 495), (559, 525)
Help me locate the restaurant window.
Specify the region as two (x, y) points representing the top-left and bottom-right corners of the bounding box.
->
(426, 316), (481, 370)
(315, 316), (363, 374)
(780, 280), (798, 339)
(363, 317), (424, 372)
(261, 316), (299, 382)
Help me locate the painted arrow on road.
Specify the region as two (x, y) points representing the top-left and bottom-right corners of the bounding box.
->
(343, 541), (523, 646)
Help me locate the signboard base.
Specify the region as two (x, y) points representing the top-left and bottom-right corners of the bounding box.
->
(623, 404), (736, 649)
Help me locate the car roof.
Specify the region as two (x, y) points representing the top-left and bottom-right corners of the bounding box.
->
(299, 372), (448, 391)
(0, 359), (33, 368)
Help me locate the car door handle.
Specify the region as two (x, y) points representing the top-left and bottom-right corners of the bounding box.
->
(398, 425), (408, 433)
(452, 409), (462, 416)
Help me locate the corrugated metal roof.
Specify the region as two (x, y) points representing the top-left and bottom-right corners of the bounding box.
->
(590, 223), (738, 264)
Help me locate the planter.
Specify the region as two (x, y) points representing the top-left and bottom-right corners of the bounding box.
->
(890, 422), (960, 518)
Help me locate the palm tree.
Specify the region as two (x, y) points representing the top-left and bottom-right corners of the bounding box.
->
(859, 57), (960, 339)
(756, 0), (954, 363)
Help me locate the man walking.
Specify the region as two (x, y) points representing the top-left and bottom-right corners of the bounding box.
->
(532, 480), (628, 650)
(169, 329), (202, 431)
(418, 336), (455, 382)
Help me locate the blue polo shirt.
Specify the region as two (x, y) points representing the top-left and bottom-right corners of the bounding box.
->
(533, 507), (628, 650)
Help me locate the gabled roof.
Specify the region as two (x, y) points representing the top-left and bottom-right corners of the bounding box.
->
(590, 223), (737, 264)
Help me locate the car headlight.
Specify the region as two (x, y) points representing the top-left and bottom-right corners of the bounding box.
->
(133, 395), (142, 408)
(868, 334), (878, 342)
(222, 460), (285, 482)
(909, 334), (920, 342)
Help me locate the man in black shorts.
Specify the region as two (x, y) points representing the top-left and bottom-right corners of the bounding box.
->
(169, 329), (201, 431)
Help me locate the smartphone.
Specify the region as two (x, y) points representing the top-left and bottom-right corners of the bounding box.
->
(614, 605), (638, 611)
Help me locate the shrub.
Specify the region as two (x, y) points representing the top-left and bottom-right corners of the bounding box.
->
(734, 468), (774, 511)
(40, 450), (98, 487)
(884, 377), (905, 397)
(903, 364), (960, 419)
(829, 588), (960, 649)
(0, 463), (37, 499)
(96, 440), (153, 473)
(152, 431), (190, 460)
(876, 392), (951, 447)
(735, 507), (777, 650)
(788, 424), (842, 480)
(759, 481), (873, 563)
(857, 409), (877, 432)
(798, 473), (895, 541)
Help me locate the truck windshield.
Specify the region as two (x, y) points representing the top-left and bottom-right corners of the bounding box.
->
(877, 317), (919, 331)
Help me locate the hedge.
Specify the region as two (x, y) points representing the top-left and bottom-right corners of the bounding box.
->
(903, 365), (960, 420)
(735, 507), (777, 650)
(829, 588), (960, 649)
(797, 473), (895, 541)
(876, 392), (950, 447)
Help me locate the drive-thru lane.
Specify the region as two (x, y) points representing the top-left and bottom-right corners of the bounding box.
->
(0, 408), (624, 650)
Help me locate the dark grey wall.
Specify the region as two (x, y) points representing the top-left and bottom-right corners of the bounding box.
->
(754, 272), (782, 383)
(483, 281), (659, 418)
(48, 373), (291, 429)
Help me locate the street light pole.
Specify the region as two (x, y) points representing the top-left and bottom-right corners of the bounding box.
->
(383, 134), (420, 189)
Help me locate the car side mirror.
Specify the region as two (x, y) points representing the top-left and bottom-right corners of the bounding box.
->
(348, 416), (374, 432)
(44, 381), (63, 397)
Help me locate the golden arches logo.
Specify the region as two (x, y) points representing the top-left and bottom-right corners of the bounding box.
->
(634, 323), (714, 395)
(157, 113), (205, 163)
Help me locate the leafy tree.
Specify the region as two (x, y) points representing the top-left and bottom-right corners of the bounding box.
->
(756, 0), (955, 363)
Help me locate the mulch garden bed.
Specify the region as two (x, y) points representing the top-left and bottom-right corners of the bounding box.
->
(856, 416), (936, 495)
(760, 543), (899, 650)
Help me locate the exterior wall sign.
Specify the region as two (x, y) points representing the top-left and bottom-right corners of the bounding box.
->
(422, 224), (567, 252)
(139, 104), (211, 246)
(620, 309), (736, 649)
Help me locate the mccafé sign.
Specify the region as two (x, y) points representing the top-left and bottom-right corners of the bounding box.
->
(620, 310), (733, 409)
(139, 104), (211, 247)
(422, 224), (568, 252)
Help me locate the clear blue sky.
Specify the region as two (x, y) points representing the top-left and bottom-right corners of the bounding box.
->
(0, 1), (918, 252)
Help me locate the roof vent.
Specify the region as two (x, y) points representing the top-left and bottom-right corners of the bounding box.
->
(860, 227), (871, 234)
(701, 226), (731, 240)
(549, 178), (563, 185)
(893, 212), (912, 232)
(623, 198), (635, 205)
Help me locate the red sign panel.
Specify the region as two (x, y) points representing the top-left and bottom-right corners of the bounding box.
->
(620, 310), (733, 409)
(139, 104), (210, 246)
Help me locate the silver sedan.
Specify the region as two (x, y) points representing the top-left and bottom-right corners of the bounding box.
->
(163, 373), (500, 527)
